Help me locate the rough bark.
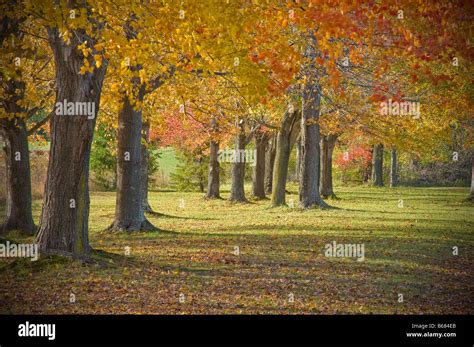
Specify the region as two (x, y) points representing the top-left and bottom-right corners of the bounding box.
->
(364, 158), (372, 183)
(110, 13), (157, 231)
(140, 121), (154, 212)
(206, 117), (220, 199)
(197, 154), (205, 193)
(252, 132), (267, 199)
(36, 27), (107, 257)
(299, 80), (328, 208)
(0, 14), (35, 234)
(295, 138), (301, 181)
(469, 161), (474, 201)
(372, 143), (384, 187)
(297, 35), (330, 209)
(206, 139), (220, 199)
(229, 120), (247, 202)
(264, 135), (276, 195)
(320, 134), (337, 199)
(390, 147), (398, 188)
(111, 96), (155, 231)
(0, 118), (35, 234)
(271, 110), (300, 206)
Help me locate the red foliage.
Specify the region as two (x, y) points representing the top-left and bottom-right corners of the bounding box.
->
(157, 110), (208, 154)
(335, 144), (372, 169)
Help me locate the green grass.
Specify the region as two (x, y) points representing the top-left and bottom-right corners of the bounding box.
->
(0, 185), (473, 314)
(157, 146), (179, 177)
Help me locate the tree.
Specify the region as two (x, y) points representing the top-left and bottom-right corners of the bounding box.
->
(0, 117), (34, 233)
(320, 134), (338, 199)
(140, 120), (155, 212)
(34, 3), (108, 257)
(229, 119), (249, 202)
(264, 135), (276, 195)
(271, 107), (300, 206)
(250, 0), (474, 207)
(107, 13), (160, 232)
(390, 147), (398, 188)
(335, 140), (372, 183)
(371, 143), (384, 187)
(100, 0), (269, 226)
(469, 161), (474, 201)
(299, 78), (328, 208)
(295, 138), (301, 181)
(0, 6), (52, 234)
(251, 131), (267, 199)
(90, 124), (117, 189)
(206, 117), (220, 199)
(171, 150), (207, 192)
(111, 92), (156, 231)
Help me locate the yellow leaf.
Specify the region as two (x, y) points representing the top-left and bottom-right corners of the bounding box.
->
(94, 43), (104, 51)
(94, 55), (102, 68)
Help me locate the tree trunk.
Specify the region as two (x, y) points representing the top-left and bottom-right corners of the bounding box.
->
(36, 27), (107, 257)
(372, 143), (384, 187)
(197, 154), (205, 193)
(0, 118), (35, 234)
(299, 79), (328, 209)
(469, 161), (474, 201)
(264, 135), (276, 195)
(206, 117), (220, 199)
(272, 110), (299, 206)
(295, 138), (301, 181)
(206, 139), (220, 199)
(320, 134), (337, 199)
(252, 133), (267, 199)
(0, 7), (34, 234)
(390, 147), (398, 188)
(140, 121), (154, 213)
(364, 157), (372, 183)
(229, 120), (247, 202)
(111, 96), (155, 231)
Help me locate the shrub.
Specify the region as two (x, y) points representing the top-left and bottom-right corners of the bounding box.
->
(171, 150), (208, 192)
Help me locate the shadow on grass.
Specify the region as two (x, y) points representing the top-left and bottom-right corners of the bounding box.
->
(148, 212), (217, 221)
(155, 261), (230, 277)
(97, 226), (181, 237)
(227, 199), (258, 205)
(143, 207), (219, 221)
(0, 254), (73, 276)
(0, 248), (154, 276)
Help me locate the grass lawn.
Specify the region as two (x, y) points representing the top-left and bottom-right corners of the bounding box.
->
(157, 146), (179, 177)
(0, 185), (473, 314)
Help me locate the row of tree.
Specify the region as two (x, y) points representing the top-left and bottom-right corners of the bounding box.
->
(0, 0), (472, 260)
